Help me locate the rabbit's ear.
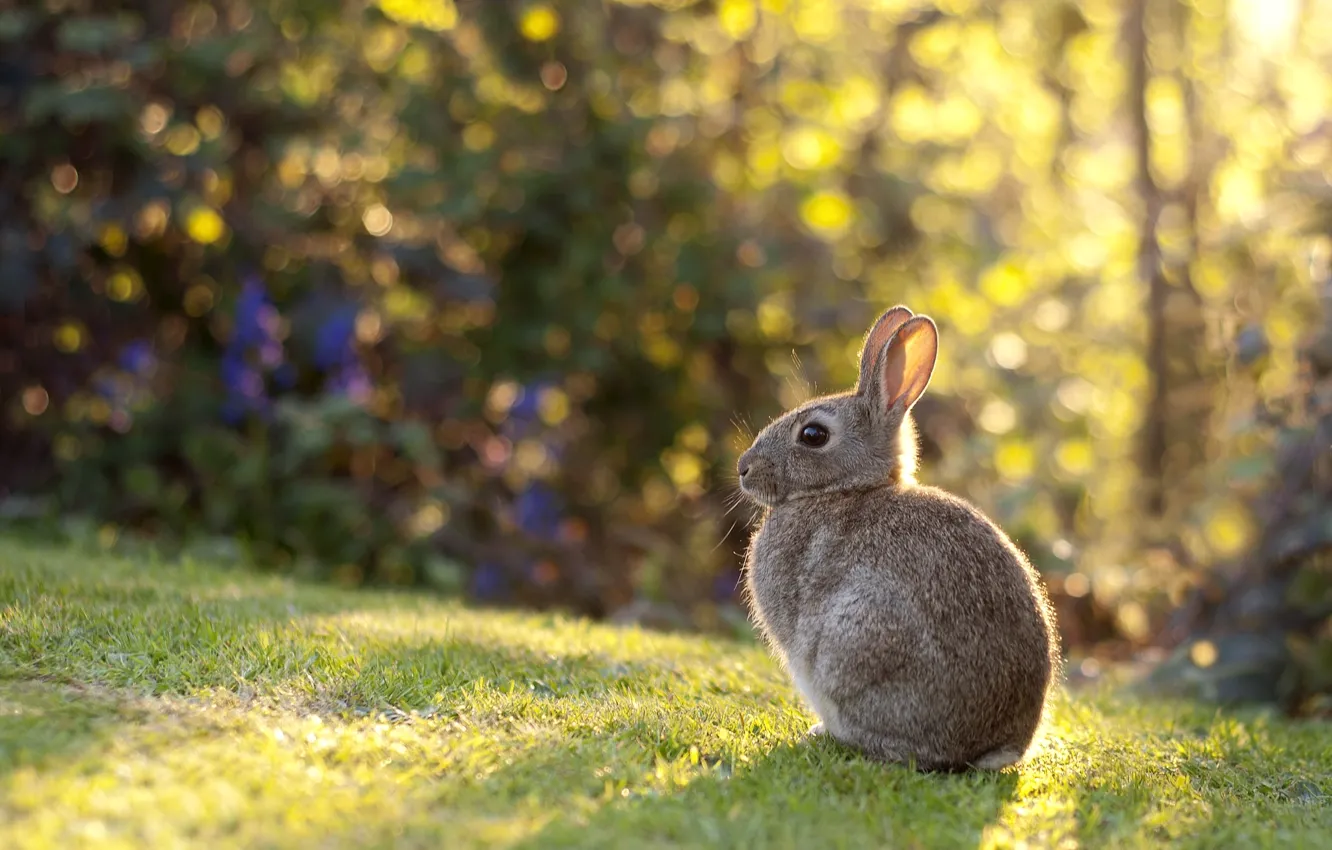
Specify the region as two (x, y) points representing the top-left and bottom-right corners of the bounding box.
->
(875, 316), (938, 414)
(856, 306), (914, 392)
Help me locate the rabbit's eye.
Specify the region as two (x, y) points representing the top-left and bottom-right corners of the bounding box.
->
(798, 423), (830, 447)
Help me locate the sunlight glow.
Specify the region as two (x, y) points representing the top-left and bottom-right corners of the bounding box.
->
(1229, 0), (1300, 55)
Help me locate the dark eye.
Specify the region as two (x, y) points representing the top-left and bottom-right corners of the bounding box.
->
(798, 423), (830, 447)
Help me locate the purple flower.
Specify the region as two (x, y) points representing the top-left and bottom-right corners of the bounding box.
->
(258, 340), (284, 369)
(220, 274), (285, 423)
(314, 305), (358, 371)
(118, 340), (155, 376)
(85, 340), (159, 430)
(314, 304), (372, 403)
(329, 363), (373, 403)
(219, 348), (252, 390)
(232, 277), (275, 348)
(471, 562), (508, 599)
(238, 370), (264, 399)
(514, 482), (562, 540)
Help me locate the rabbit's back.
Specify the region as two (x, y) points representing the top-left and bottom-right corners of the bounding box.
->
(745, 483), (1056, 768)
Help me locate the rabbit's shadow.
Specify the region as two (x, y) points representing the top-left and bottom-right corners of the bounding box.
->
(515, 735), (1022, 848)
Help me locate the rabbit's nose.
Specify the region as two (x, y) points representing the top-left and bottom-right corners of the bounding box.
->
(738, 451), (753, 478)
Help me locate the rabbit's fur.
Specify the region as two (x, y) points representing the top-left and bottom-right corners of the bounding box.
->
(738, 306), (1059, 772)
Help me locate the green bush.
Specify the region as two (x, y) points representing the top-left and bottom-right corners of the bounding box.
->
(0, 0), (789, 623)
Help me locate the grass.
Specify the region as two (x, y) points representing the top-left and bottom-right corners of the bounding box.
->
(0, 537), (1329, 849)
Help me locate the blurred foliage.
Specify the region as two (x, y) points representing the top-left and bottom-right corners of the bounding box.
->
(1148, 282), (1332, 716)
(1, 0), (1331, 684)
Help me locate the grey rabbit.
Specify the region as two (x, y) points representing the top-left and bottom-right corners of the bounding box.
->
(737, 305), (1060, 771)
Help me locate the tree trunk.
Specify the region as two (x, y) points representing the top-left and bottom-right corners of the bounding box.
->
(1128, 0), (1216, 530)
(1128, 0), (1169, 519)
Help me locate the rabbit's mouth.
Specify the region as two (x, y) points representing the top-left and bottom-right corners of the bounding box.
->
(737, 472), (779, 507)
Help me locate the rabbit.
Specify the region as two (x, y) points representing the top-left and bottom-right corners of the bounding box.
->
(737, 305), (1060, 772)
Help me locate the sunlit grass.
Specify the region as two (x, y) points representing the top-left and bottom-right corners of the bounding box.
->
(1, 536), (1329, 849)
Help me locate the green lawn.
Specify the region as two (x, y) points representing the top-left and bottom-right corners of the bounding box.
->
(0, 536), (1329, 849)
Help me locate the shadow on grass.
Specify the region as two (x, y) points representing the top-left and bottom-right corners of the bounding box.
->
(518, 743), (1021, 849)
(281, 710), (1021, 850)
(365, 736), (1024, 849)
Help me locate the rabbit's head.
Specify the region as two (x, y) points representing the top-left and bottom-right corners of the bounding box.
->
(737, 305), (939, 507)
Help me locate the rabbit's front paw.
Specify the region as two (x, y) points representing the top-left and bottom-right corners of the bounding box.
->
(807, 721), (827, 737)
